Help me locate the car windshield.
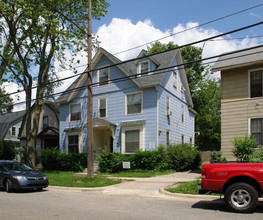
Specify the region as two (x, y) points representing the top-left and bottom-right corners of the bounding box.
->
(1, 162), (33, 171)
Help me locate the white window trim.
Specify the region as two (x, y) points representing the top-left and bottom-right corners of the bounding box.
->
(97, 67), (110, 87)
(125, 91), (143, 115)
(182, 105), (185, 123)
(181, 134), (185, 144)
(98, 97), (107, 118)
(173, 69), (178, 90)
(69, 102), (82, 122)
(138, 60), (150, 77)
(65, 131), (83, 154)
(248, 68), (263, 99)
(166, 96), (171, 116)
(121, 125), (144, 154)
(166, 130), (170, 145)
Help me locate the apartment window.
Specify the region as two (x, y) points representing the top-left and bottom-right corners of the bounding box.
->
(68, 135), (79, 153)
(250, 69), (263, 98)
(99, 98), (107, 118)
(166, 130), (170, 146)
(70, 103), (81, 121)
(138, 61), (150, 77)
(98, 67), (109, 86)
(182, 105), (185, 123)
(125, 130), (140, 154)
(181, 135), (185, 144)
(43, 116), (48, 129)
(251, 118), (263, 145)
(11, 127), (16, 136)
(173, 70), (178, 89)
(166, 96), (170, 116)
(126, 92), (142, 115)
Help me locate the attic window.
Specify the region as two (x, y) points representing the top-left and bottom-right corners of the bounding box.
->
(98, 67), (109, 86)
(138, 60), (150, 77)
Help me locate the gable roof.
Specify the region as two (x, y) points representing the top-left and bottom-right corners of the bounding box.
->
(211, 45), (263, 72)
(0, 110), (26, 139)
(57, 47), (193, 107)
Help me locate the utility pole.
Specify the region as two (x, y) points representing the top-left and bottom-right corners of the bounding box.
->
(87, 0), (94, 178)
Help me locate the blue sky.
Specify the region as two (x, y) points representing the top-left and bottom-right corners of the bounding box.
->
(93, 0), (263, 38)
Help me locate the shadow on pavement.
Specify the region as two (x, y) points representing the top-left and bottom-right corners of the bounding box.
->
(192, 198), (263, 214)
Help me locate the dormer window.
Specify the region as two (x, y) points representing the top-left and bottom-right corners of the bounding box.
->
(138, 60), (150, 77)
(98, 67), (109, 86)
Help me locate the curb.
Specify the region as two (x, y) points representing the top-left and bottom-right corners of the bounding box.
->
(159, 187), (221, 200)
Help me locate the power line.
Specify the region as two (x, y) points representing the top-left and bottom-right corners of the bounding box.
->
(2, 44), (263, 110)
(1, 20), (263, 99)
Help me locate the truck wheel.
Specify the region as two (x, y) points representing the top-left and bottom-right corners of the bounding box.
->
(224, 182), (258, 213)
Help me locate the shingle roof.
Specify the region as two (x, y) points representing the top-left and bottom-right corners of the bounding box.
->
(211, 45), (263, 72)
(0, 110), (26, 138)
(57, 47), (192, 106)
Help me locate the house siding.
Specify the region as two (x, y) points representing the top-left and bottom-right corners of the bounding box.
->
(59, 48), (195, 155)
(221, 63), (263, 161)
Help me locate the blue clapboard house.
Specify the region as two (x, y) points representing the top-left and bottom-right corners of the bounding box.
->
(57, 48), (196, 155)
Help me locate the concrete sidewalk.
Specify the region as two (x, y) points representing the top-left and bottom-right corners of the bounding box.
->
(49, 170), (213, 199)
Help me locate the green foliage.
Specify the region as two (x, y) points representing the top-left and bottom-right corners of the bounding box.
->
(166, 144), (201, 171)
(0, 139), (16, 160)
(98, 144), (201, 173)
(232, 135), (257, 162)
(0, 87), (13, 114)
(98, 152), (127, 173)
(210, 152), (228, 163)
(194, 79), (221, 151)
(166, 180), (200, 194)
(40, 148), (87, 172)
(249, 145), (263, 162)
(131, 146), (169, 171)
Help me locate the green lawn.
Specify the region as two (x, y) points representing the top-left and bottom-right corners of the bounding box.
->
(166, 180), (200, 194)
(104, 169), (176, 178)
(43, 171), (122, 187)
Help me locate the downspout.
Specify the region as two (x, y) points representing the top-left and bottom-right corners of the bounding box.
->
(155, 86), (159, 147)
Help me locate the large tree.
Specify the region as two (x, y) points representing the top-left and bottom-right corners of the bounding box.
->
(0, 0), (109, 167)
(147, 41), (221, 151)
(0, 86), (13, 114)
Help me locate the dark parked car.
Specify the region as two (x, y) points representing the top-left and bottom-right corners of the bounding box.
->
(0, 160), (48, 192)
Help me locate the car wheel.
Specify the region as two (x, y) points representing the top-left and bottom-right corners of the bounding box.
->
(224, 182), (258, 213)
(5, 179), (13, 193)
(36, 188), (43, 191)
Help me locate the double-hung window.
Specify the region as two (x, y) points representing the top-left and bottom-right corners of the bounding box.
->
(99, 98), (107, 118)
(11, 127), (16, 136)
(70, 103), (81, 121)
(98, 67), (109, 86)
(125, 130), (140, 153)
(43, 116), (48, 129)
(138, 61), (150, 77)
(250, 69), (263, 98)
(251, 118), (263, 145)
(173, 70), (178, 89)
(181, 105), (185, 123)
(166, 96), (170, 116)
(68, 135), (79, 153)
(126, 92), (142, 115)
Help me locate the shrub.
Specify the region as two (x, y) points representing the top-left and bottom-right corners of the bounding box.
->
(98, 152), (127, 173)
(40, 148), (86, 172)
(232, 135), (257, 162)
(166, 144), (201, 171)
(131, 147), (169, 171)
(0, 139), (17, 160)
(210, 151), (227, 163)
(249, 145), (263, 162)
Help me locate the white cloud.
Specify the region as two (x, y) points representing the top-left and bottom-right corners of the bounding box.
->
(7, 18), (263, 111)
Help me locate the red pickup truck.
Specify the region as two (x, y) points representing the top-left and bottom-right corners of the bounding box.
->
(199, 163), (263, 213)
